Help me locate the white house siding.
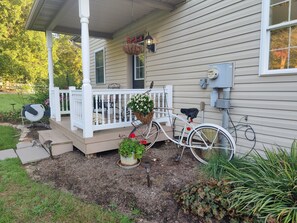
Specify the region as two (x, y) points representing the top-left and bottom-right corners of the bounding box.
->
(89, 0), (297, 155)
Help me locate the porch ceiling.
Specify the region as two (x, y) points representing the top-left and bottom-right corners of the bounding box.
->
(26, 0), (185, 39)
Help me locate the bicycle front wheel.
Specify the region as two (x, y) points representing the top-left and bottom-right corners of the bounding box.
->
(188, 124), (235, 164)
(130, 121), (160, 150)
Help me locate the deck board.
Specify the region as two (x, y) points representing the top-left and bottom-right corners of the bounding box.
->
(49, 117), (172, 155)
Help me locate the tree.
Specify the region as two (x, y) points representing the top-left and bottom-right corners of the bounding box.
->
(0, 0), (48, 84)
(0, 0), (82, 88)
(53, 35), (82, 88)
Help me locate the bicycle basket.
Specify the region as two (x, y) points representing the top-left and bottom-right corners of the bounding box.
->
(134, 111), (154, 124)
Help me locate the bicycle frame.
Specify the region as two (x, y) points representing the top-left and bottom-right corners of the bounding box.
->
(152, 110), (213, 150)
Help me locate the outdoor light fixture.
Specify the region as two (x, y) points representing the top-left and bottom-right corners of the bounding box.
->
(144, 33), (156, 53)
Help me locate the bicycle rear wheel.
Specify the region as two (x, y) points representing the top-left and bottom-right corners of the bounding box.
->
(188, 124), (235, 164)
(130, 121), (160, 150)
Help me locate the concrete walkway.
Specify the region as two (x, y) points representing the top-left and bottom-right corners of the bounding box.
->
(0, 149), (18, 160)
(0, 124), (50, 164)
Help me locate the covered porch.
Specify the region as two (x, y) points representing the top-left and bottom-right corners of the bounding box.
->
(25, 0), (183, 153)
(46, 86), (173, 154)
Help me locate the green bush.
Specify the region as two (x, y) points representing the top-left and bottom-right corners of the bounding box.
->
(175, 179), (255, 223)
(222, 140), (297, 223)
(0, 110), (23, 124)
(202, 155), (246, 180)
(29, 83), (49, 105)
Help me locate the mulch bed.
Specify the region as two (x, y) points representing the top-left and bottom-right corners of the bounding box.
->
(25, 128), (205, 223)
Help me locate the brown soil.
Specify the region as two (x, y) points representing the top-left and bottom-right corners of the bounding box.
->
(25, 128), (204, 223)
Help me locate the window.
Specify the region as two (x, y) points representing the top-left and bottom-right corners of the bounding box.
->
(134, 53), (145, 80)
(259, 0), (297, 75)
(95, 48), (105, 83)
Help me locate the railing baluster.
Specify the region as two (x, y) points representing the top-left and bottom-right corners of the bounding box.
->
(124, 94), (127, 122)
(66, 92), (69, 111)
(113, 93), (116, 123)
(101, 94), (105, 124)
(106, 94), (110, 124)
(119, 94), (122, 123)
(95, 94), (98, 125)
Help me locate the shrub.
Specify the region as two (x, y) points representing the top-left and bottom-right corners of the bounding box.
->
(202, 155), (246, 180)
(222, 140), (297, 223)
(29, 83), (49, 105)
(175, 179), (255, 223)
(0, 110), (23, 124)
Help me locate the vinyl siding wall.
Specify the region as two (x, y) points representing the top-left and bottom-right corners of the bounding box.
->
(89, 0), (297, 155)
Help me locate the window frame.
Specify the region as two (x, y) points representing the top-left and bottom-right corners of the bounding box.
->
(133, 53), (145, 81)
(259, 0), (297, 76)
(94, 47), (105, 84)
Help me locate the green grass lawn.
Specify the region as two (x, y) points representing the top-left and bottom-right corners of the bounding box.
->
(0, 126), (20, 150)
(0, 93), (31, 112)
(0, 126), (132, 223)
(0, 159), (132, 223)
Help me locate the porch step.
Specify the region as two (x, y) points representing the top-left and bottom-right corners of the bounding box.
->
(38, 130), (73, 156)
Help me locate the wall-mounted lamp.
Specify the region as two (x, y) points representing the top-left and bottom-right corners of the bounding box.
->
(144, 33), (156, 53)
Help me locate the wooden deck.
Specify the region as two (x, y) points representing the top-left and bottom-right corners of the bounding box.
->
(49, 117), (172, 155)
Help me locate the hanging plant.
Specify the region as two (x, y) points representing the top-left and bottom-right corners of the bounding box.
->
(123, 36), (144, 55)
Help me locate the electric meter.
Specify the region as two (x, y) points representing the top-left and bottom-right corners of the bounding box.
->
(207, 68), (219, 80)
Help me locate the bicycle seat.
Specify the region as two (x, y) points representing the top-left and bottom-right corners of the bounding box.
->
(180, 108), (199, 119)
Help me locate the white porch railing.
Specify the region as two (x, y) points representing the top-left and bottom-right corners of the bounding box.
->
(91, 85), (173, 131)
(69, 88), (83, 130)
(50, 87), (72, 122)
(59, 89), (71, 115)
(52, 85), (173, 137)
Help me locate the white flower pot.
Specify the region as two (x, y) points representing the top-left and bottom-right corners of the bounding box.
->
(120, 154), (138, 166)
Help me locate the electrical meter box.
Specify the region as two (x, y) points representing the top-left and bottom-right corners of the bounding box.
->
(207, 63), (233, 88)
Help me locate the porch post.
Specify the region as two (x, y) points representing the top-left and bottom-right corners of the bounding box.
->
(46, 31), (55, 119)
(54, 87), (61, 122)
(79, 0), (93, 138)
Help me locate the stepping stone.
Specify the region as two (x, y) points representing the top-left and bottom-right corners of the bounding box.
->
(0, 149), (18, 160)
(16, 146), (50, 164)
(17, 141), (33, 149)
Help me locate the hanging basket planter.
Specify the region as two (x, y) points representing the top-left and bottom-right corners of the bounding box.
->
(123, 43), (144, 55)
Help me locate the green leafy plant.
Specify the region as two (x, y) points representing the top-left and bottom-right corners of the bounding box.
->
(0, 110), (23, 124)
(202, 155), (245, 180)
(127, 94), (154, 116)
(221, 140), (297, 223)
(118, 138), (145, 159)
(175, 179), (255, 222)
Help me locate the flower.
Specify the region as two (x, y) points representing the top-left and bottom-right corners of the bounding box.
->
(129, 132), (136, 139)
(127, 94), (154, 116)
(44, 98), (50, 106)
(123, 35), (144, 55)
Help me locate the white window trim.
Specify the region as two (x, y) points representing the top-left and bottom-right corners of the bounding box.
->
(94, 47), (105, 84)
(259, 0), (297, 76)
(133, 55), (145, 81)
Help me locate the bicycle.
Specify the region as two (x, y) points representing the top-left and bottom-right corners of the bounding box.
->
(130, 107), (236, 164)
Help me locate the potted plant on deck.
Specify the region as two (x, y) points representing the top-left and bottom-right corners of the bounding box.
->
(127, 94), (154, 124)
(118, 134), (145, 167)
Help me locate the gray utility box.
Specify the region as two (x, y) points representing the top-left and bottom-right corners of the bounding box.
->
(207, 63), (233, 89)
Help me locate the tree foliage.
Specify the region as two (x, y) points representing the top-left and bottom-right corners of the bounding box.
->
(53, 35), (82, 88)
(0, 0), (82, 88)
